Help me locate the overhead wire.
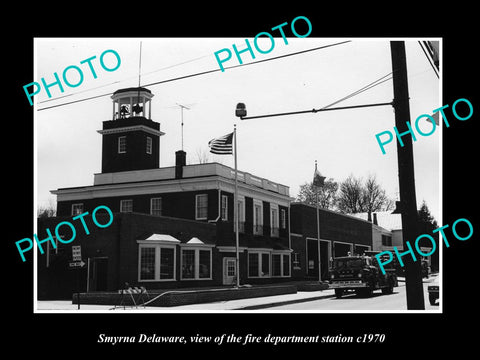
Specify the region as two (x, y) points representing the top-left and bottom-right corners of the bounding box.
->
(418, 41), (439, 78)
(240, 71), (394, 120)
(36, 40), (352, 112)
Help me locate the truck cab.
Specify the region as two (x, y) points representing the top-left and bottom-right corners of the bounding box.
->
(329, 255), (398, 298)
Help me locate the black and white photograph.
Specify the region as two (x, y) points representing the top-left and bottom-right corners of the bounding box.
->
(7, 6), (478, 354)
(33, 37), (441, 314)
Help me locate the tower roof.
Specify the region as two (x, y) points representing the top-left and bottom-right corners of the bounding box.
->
(113, 87), (152, 96)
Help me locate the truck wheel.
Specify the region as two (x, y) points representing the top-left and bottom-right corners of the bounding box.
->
(382, 285), (393, 294)
(335, 289), (344, 298)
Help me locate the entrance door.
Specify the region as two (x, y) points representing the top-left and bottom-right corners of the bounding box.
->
(307, 239), (319, 278)
(223, 257), (236, 285)
(307, 239), (330, 280)
(89, 257), (108, 291)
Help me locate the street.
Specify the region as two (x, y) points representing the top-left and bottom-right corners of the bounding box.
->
(36, 276), (440, 312)
(265, 281), (439, 311)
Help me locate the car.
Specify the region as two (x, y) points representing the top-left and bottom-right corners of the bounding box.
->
(427, 276), (439, 305)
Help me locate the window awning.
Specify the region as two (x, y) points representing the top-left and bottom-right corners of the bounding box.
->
(137, 233), (181, 244)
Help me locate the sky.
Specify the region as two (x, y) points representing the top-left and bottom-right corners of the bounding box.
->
(34, 37), (441, 221)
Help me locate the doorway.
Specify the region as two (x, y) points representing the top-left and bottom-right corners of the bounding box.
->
(88, 257), (108, 291)
(307, 238), (331, 281)
(223, 257), (236, 285)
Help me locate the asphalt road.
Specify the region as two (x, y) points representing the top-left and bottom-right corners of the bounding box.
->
(265, 281), (439, 311)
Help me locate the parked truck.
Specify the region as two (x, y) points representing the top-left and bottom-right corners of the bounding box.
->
(328, 253), (398, 298)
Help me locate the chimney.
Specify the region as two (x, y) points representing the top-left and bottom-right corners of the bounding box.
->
(175, 150), (186, 179)
(373, 213), (378, 225)
(367, 212), (372, 222)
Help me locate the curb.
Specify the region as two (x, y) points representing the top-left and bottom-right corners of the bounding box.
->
(235, 292), (336, 310)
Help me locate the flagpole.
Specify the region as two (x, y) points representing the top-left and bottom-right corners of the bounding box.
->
(234, 124), (240, 288)
(315, 160), (322, 283)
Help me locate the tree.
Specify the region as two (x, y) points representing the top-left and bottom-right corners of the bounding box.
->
(361, 174), (394, 214)
(296, 179), (338, 209)
(195, 147), (210, 164)
(38, 198), (57, 218)
(336, 174), (393, 214)
(417, 200), (439, 272)
(336, 174), (364, 214)
(417, 200), (437, 231)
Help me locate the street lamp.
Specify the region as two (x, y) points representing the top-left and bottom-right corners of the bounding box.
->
(235, 103), (247, 118)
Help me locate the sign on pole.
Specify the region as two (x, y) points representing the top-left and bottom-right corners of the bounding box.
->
(69, 260), (86, 269)
(72, 246), (82, 261)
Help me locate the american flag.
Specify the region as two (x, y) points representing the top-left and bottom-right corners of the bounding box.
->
(208, 132), (233, 155)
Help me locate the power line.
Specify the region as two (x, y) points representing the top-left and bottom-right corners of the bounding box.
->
(418, 41), (439, 78)
(37, 40), (352, 112)
(321, 72), (392, 109)
(38, 53), (213, 105)
(240, 71), (394, 120)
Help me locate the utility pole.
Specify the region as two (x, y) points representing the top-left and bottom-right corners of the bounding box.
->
(390, 41), (425, 310)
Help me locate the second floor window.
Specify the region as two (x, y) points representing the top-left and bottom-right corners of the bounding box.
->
(120, 199), (133, 213)
(150, 197), (162, 216)
(280, 208), (287, 229)
(253, 201), (263, 235)
(196, 194), (208, 220)
(221, 195), (228, 221)
(71, 203), (84, 216)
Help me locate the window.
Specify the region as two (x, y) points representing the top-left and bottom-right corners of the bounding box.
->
(238, 196), (245, 233)
(221, 195), (228, 221)
(71, 203), (84, 216)
(159, 248), (174, 279)
(272, 253), (291, 277)
(280, 208), (287, 229)
(182, 249), (195, 279)
(140, 247), (156, 280)
(199, 250), (211, 279)
(150, 197), (162, 216)
(253, 200), (263, 235)
(272, 254), (281, 276)
(195, 194), (208, 220)
(248, 251), (271, 278)
(382, 234), (392, 246)
(181, 248), (212, 280)
(146, 136), (152, 154)
(270, 204), (279, 237)
(120, 199), (133, 213)
(138, 245), (176, 281)
(118, 136), (126, 153)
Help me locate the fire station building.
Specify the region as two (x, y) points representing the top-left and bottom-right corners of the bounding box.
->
(38, 86), (378, 299)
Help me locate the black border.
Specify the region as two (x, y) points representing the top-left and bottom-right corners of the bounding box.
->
(7, 5), (478, 353)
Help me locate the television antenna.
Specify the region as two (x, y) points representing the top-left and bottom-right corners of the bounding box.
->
(176, 103), (195, 150)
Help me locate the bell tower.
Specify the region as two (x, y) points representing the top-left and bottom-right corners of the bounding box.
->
(98, 87), (165, 173)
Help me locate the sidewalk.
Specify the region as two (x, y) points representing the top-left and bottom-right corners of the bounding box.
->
(36, 274), (438, 312)
(36, 289), (336, 311)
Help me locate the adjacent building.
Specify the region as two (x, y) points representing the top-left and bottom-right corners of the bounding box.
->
(289, 203), (373, 281)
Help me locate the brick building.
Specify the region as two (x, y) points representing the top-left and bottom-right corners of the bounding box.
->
(39, 87), (293, 299)
(38, 86), (379, 300)
(289, 203), (373, 281)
